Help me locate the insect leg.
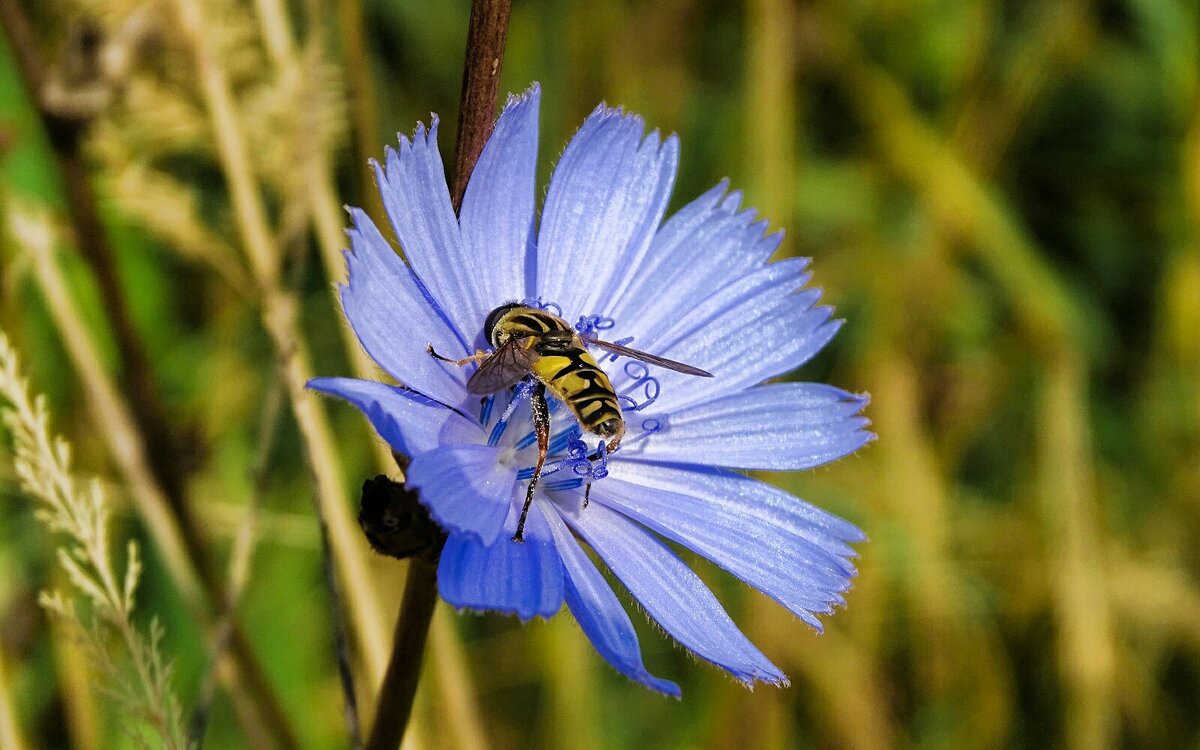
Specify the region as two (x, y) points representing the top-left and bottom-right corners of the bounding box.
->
(426, 343), (488, 367)
(604, 422), (624, 455)
(582, 422), (624, 509)
(513, 382), (549, 543)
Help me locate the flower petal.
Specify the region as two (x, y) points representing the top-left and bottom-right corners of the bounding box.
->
(608, 286), (840, 416)
(564, 501), (787, 686)
(437, 503), (563, 620)
(542, 499), (680, 696)
(606, 184), (783, 344)
(537, 106), (679, 319)
(406, 444), (516, 545)
(373, 120), (478, 345)
(629, 383), (872, 470)
(609, 460), (865, 547)
(595, 468), (861, 628)
(340, 207), (473, 410)
(307, 377), (480, 456)
(458, 85), (541, 329)
(605, 258), (832, 410)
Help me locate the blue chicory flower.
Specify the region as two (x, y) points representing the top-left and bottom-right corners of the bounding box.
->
(309, 83), (872, 696)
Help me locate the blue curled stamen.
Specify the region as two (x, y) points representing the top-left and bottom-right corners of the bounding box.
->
(522, 296), (562, 317)
(618, 360), (660, 412)
(553, 436), (609, 482)
(574, 314), (615, 337)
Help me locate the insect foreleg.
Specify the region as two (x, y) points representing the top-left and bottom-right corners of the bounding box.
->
(513, 382), (549, 543)
(426, 343), (489, 367)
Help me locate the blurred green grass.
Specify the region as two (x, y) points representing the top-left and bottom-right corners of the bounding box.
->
(2, 0), (1199, 748)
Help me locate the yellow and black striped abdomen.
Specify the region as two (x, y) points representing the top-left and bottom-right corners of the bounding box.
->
(533, 348), (623, 438)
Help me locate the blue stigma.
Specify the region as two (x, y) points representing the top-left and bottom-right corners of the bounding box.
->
(574, 314), (614, 337)
(479, 394), (495, 426)
(487, 380), (534, 446)
(521, 296), (562, 317)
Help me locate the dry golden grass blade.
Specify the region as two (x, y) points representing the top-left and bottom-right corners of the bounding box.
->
(243, 0), (488, 742)
(542, 614), (600, 750)
(7, 206), (204, 610)
(745, 0), (796, 235)
(428, 612), (489, 750)
(1037, 352), (1116, 750)
(49, 575), (102, 750)
(783, 626), (895, 750)
(952, 0), (1096, 174)
(168, 0), (392, 693)
(0, 640), (29, 750)
(811, 6), (1082, 347)
(5, 204), (292, 750)
(246, 0), (394, 473)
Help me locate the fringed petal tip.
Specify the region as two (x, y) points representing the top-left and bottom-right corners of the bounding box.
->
(575, 104), (680, 157)
(388, 116), (441, 149)
(734, 669), (790, 690)
(444, 603), (562, 624)
(504, 81), (541, 108)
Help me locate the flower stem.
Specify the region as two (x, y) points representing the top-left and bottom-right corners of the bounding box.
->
(450, 0), (514, 212)
(363, 560), (439, 750)
(365, 1), (511, 747)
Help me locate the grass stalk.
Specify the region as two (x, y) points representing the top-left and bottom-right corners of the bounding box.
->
(49, 603), (102, 750)
(1037, 352), (1116, 750)
(11, 207), (296, 750)
(745, 0), (796, 233)
(333, 0), (385, 220)
(427, 613), (488, 750)
(246, 0), (489, 739)
(812, 7), (1081, 348)
(0, 642), (28, 750)
(16, 209), (204, 609)
(169, 0), (393, 694)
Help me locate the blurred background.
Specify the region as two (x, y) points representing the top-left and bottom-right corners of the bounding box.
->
(1, 0), (1198, 748)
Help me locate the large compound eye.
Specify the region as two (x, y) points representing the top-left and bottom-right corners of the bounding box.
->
(483, 303), (522, 347)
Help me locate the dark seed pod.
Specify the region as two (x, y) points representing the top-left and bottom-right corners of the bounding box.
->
(358, 475), (445, 563)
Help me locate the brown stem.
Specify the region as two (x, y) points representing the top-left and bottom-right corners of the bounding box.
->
(364, 1), (511, 747)
(363, 560), (439, 750)
(450, 0), (513, 212)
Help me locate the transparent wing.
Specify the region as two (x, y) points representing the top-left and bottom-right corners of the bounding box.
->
(582, 335), (714, 377)
(466, 339), (538, 394)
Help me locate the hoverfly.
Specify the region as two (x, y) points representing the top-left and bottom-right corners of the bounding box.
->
(428, 303), (712, 542)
